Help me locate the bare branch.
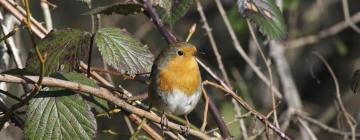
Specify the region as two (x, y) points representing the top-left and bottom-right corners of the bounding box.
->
(203, 80), (292, 140)
(287, 11), (360, 49)
(341, 0), (360, 33)
(0, 74), (209, 139)
(213, 0), (282, 98)
(313, 52), (357, 140)
(297, 112), (360, 138)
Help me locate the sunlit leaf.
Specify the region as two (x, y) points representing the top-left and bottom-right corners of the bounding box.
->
(84, 2), (143, 15)
(95, 27), (154, 75)
(237, 0), (287, 39)
(351, 69), (360, 95)
(26, 29), (91, 76)
(25, 88), (96, 140)
(157, 0), (193, 26)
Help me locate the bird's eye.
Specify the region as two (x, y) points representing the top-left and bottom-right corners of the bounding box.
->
(177, 50), (184, 56)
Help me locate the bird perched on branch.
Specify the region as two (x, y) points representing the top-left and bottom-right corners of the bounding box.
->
(148, 42), (202, 132)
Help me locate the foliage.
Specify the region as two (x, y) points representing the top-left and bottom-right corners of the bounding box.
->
(95, 27), (154, 75)
(157, 0), (194, 26)
(55, 72), (109, 112)
(26, 29), (91, 76)
(25, 87), (96, 140)
(237, 0), (287, 39)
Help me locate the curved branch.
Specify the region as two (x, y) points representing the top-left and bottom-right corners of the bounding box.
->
(0, 74), (209, 139)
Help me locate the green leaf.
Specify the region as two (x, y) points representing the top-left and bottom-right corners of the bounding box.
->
(157, 0), (193, 26)
(26, 29), (91, 76)
(237, 0), (287, 39)
(25, 88), (96, 140)
(351, 69), (360, 95)
(53, 72), (109, 112)
(84, 2), (143, 15)
(95, 27), (154, 75)
(151, 0), (172, 13)
(228, 6), (248, 33)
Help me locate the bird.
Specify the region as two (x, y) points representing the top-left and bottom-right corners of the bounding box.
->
(148, 42), (202, 132)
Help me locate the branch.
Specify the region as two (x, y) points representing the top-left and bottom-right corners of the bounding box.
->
(287, 11), (360, 49)
(0, 0), (48, 38)
(341, 0), (360, 33)
(214, 0), (282, 98)
(203, 80), (292, 140)
(297, 112), (360, 138)
(141, 0), (176, 43)
(0, 74), (209, 139)
(137, 0), (233, 139)
(313, 52), (357, 140)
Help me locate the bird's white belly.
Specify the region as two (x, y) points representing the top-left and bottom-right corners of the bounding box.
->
(159, 89), (201, 115)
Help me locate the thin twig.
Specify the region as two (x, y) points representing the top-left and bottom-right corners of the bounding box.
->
(124, 115), (135, 134)
(341, 0), (360, 33)
(127, 113), (164, 140)
(0, 74), (209, 139)
(203, 80), (292, 140)
(80, 64), (165, 140)
(0, 0), (48, 38)
(298, 117), (318, 140)
(247, 20), (278, 128)
(201, 85), (209, 132)
(0, 89), (22, 102)
(297, 112), (360, 138)
(196, 1), (246, 138)
(313, 52), (357, 140)
(0, 13), (23, 68)
(207, 90), (233, 139)
(40, 0), (53, 31)
(196, 0), (230, 85)
(137, 0), (232, 139)
(287, 11), (360, 49)
(213, 0), (282, 98)
(139, 0), (176, 43)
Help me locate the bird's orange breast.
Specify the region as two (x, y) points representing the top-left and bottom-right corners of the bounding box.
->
(157, 56), (201, 96)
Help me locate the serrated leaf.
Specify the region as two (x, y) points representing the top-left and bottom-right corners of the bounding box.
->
(52, 72), (109, 112)
(157, 0), (193, 26)
(25, 88), (96, 140)
(351, 69), (360, 95)
(84, 2), (143, 15)
(237, 0), (287, 39)
(26, 29), (91, 76)
(95, 27), (154, 75)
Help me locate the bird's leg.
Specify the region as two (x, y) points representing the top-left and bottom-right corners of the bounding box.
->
(180, 114), (190, 136)
(160, 111), (168, 130)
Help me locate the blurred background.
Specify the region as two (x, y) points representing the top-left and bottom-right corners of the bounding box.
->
(1, 0), (360, 139)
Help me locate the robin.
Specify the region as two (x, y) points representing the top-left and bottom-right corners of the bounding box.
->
(148, 42), (202, 132)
